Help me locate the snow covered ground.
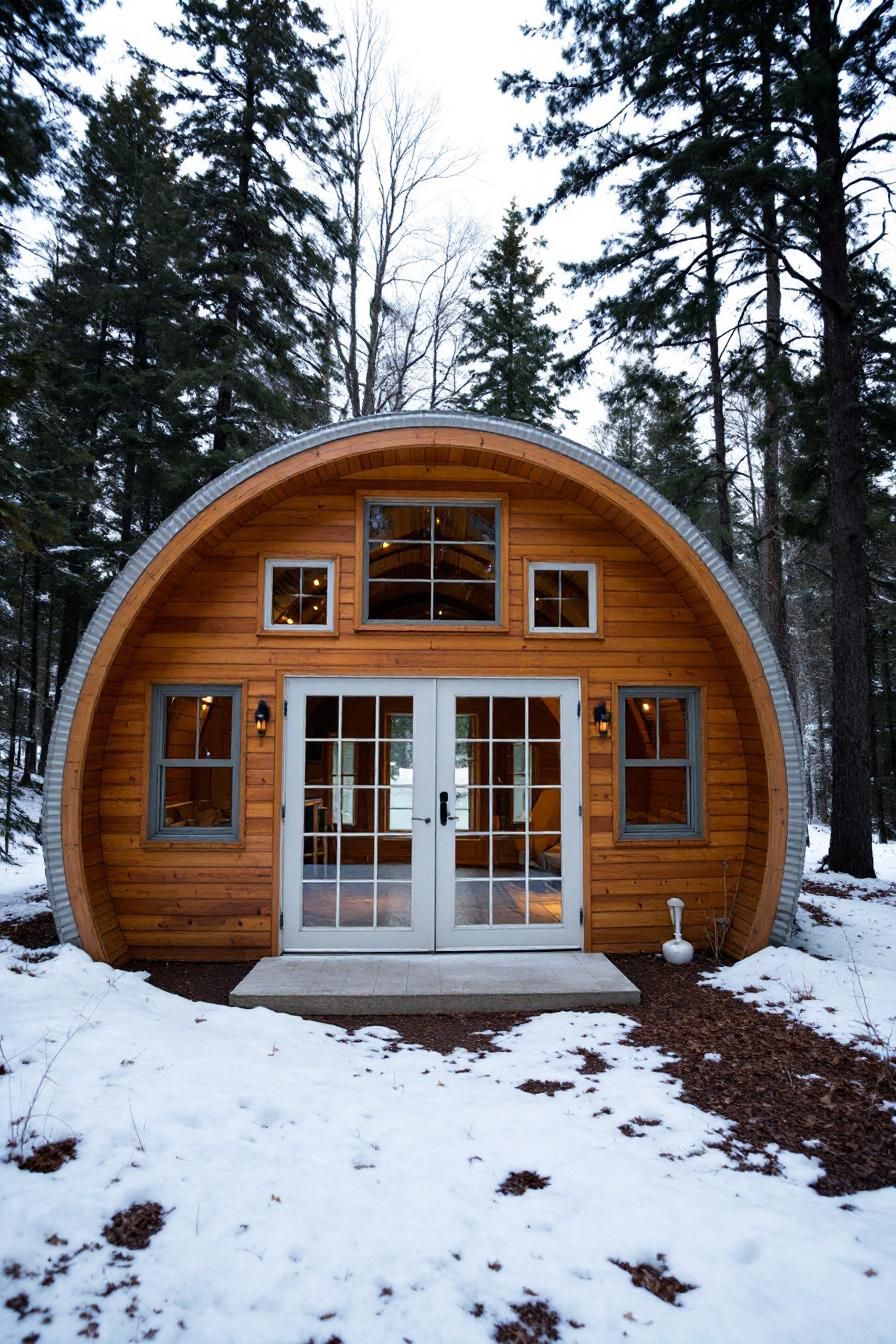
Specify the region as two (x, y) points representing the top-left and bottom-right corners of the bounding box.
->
(0, 823), (894, 1343)
(0, 786), (48, 923)
(710, 826), (896, 1054)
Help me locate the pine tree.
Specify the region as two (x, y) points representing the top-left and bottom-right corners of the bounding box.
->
(158, 0), (340, 475)
(599, 362), (718, 540)
(504, 0), (896, 876)
(11, 70), (194, 740)
(461, 204), (566, 428)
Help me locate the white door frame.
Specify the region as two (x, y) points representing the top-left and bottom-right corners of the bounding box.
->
(434, 677), (583, 950)
(281, 675), (583, 953)
(282, 677), (436, 952)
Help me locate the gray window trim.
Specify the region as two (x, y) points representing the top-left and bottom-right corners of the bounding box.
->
(618, 686), (702, 839)
(148, 684), (242, 841)
(362, 497), (502, 625)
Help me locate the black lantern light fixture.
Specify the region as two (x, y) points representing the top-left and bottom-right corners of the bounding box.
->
(254, 699), (271, 738)
(593, 701), (611, 738)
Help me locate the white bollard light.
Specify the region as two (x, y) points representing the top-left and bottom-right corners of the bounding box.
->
(662, 896), (695, 964)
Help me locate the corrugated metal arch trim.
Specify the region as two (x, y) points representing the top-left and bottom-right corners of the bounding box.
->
(42, 411), (805, 950)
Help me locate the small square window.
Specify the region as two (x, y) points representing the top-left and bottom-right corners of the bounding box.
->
(528, 563), (598, 634)
(264, 559), (335, 631)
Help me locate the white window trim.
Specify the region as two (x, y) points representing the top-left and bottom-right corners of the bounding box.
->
(263, 557), (335, 631)
(527, 562), (598, 635)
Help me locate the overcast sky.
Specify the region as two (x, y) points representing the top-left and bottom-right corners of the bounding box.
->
(80, 0), (617, 429)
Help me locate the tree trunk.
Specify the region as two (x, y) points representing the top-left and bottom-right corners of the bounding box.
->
(808, 0), (874, 876)
(703, 208), (734, 567)
(20, 557), (40, 788)
(3, 556), (27, 855)
(37, 579), (56, 777)
(756, 26), (799, 713)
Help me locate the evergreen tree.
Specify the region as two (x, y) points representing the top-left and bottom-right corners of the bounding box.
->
(599, 362), (717, 539)
(0, 0), (100, 260)
(461, 203), (566, 428)
(158, 0), (340, 475)
(503, 0), (896, 876)
(10, 70), (194, 743)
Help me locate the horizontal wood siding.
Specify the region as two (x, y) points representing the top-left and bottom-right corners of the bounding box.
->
(94, 459), (762, 960)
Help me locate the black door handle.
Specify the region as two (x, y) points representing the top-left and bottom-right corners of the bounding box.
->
(439, 790), (455, 825)
(411, 816), (431, 824)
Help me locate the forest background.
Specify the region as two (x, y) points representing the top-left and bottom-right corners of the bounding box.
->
(1, 0), (895, 878)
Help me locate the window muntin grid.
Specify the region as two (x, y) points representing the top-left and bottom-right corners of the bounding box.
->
(619, 688), (702, 837)
(364, 501), (500, 624)
(453, 695), (563, 928)
(264, 558), (334, 630)
(528, 562), (597, 633)
(149, 686), (241, 839)
(301, 693), (415, 929)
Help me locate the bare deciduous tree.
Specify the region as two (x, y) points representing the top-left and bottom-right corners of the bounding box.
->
(320, 3), (477, 418)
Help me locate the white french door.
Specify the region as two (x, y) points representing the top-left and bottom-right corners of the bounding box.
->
(281, 676), (582, 952)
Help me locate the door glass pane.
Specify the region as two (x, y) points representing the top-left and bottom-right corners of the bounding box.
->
(377, 882), (412, 927)
(302, 882), (336, 927)
(305, 696), (339, 739)
(528, 697), (561, 738)
(341, 697), (376, 738)
(528, 880), (562, 924)
(339, 835), (374, 877)
(456, 831), (489, 875)
(625, 766), (688, 826)
(659, 697), (688, 758)
(492, 879), (526, 924)
(455, 698), (489, 736)
(529, 741), (560, 785)
(455, 880), (490, 925)
(492, 697), (525, 739)
(340, 882), (375, 927)
(528, 787), (561, 832)
(528, 833), (561, 875)
(492, 741), (524, 786)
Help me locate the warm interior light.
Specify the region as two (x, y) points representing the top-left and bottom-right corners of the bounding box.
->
(594, 702), (611, 737)
(285, 617), (295, 625)
(312, 578), (321, 587)
(382, 540), (391, 549)
(642, 701), (652, 712)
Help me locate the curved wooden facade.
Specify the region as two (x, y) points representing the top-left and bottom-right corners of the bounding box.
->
(43, 415), (804, 965)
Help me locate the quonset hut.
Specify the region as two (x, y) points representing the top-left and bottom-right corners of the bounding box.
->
(43, 414), (804, 965)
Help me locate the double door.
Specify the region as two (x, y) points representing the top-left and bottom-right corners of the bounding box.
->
(281, 677), (582, 952)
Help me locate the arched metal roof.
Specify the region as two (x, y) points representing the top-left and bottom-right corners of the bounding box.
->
(43, 412), (805, 950)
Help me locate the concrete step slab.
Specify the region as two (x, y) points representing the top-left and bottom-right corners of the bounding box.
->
(229, 951), (640, 1016)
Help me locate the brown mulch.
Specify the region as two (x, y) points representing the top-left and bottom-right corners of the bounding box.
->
(497, 1170), (550, 1197)
(517, 1079), (575, 1096)
(610, 1253), (695, 1305)
(15, 1138), (78, 1174)
(799, 900), (842, 927)
(126, 959), (249, 1003)
(102, 1203), (166, 1251)
(802, 878), (896, 904)
(0, 911), (57, 950)
(613, 954), (896, 1197)
(494, 1299), (563, 1342)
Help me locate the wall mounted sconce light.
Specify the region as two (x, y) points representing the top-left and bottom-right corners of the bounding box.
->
(593, 702), (611, 737)
(254, 699), (271, 738)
